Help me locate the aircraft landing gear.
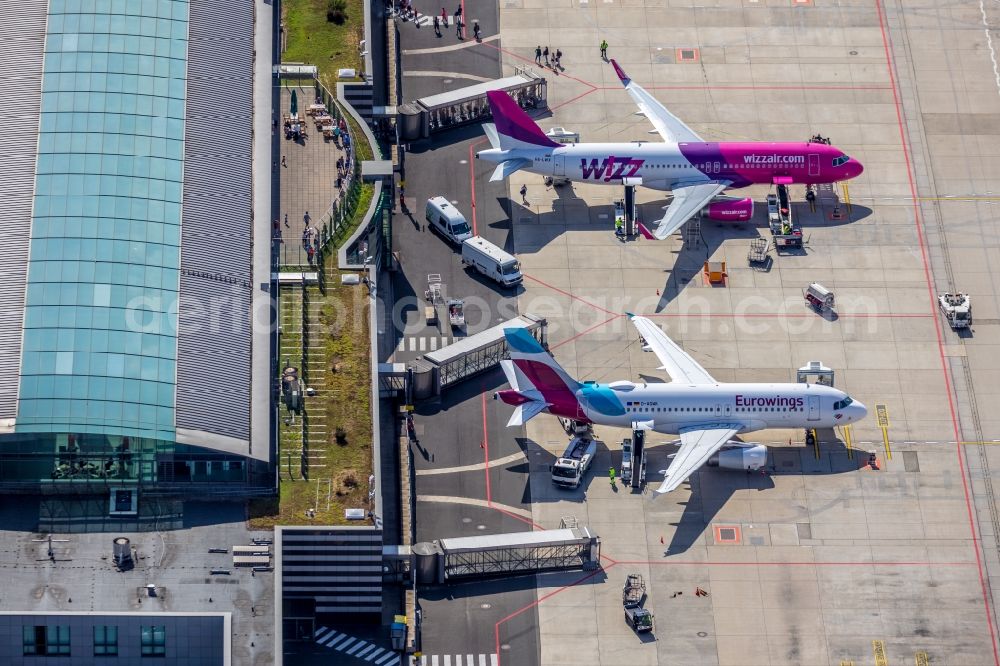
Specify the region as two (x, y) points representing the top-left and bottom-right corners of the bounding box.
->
(805, 430), (816, 447)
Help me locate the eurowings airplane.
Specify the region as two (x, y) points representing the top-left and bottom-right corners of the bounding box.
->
(495, 317), (867, 495)
(476, 60), (863, 240)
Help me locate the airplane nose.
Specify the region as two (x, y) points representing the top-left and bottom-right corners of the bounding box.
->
(852, 400), (868, 421)
(847, 158), (864, 178)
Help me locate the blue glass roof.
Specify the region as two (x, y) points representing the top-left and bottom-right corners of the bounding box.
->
(17, 0), (189, 440)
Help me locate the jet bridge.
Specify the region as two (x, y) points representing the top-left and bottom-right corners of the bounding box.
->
(408, 313), (547, 400)
(412, 527), (600, 584)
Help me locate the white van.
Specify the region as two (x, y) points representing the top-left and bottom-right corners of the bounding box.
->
(425, 196), (472, 245)
(461, 236), (522, 287)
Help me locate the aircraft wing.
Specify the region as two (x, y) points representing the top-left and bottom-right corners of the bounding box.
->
(627, 314), (716, 385)
(654, 425), (741, 495)
(610, 59), (703, 143)
(648, 181), (731, 240)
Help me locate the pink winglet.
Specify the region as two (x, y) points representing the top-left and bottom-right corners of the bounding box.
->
(637, 222), (654, 240)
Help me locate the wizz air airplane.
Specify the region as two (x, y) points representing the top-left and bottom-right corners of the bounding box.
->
(495, 317), (868, 495)
(476, 60), (864, 240)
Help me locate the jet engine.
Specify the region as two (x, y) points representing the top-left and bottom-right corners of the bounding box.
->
(701, 197), (754, 222)
(707, 444), (767, 471)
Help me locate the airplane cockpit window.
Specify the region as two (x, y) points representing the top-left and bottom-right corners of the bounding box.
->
(832, 155), (850, 167)
(832, 396), (854, 410)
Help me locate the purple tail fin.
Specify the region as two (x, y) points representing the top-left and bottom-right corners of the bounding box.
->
(486, 90), (559, 148)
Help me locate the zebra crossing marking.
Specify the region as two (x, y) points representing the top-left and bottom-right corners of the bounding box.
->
(313, 627), (399, 665)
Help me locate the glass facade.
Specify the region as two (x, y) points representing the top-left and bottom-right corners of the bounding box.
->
(18, 0), (190, 441)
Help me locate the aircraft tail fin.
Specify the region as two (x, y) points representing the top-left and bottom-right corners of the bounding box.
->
(486, 90), (560, 149)
(503, 328), (580, 391)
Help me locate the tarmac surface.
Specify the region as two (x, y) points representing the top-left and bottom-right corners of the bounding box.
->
(392, 0), (1000, 665)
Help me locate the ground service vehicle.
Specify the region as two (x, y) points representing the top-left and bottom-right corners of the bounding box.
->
(551, 437), (598, 489)
(939, 292), (971, 329)
(461, 236), (522, 287)
(804, 282), (835, 311)
(425, 196), (473, 245)
(624, 606), (654, 633)
(622, 574), (646, 608)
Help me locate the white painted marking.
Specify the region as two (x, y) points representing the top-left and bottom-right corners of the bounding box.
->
(347, 641), (368, 655)
(365, 648), (386, 661)
(357, 646), (377, 658)
(319, 631), (341, 646)
(314, 626), (330, 639)
(467, 655), (474, 666)
(336, 637), (358, 651)
(979, 0), (1000, 97)
(433, 656), (440, 666)
(419, 337), (427, 352)
(459, 160), (468, 164)
(430, 337), (438, 351)
(379, 656), (401, 666)
(479, 655), (487, 666)
(408, 337), (416, 351)
(416, 450), (527, 476)
(490, 656), (499, 666)
(375, 653), (398, 665)
(327, 634), (351, 648)
(444, 656), (452, 666)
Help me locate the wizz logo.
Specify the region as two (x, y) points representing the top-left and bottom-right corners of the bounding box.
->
(580, 156), (644, 181)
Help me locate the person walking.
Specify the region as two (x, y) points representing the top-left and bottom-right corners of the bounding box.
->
(283, 212), (289, 228)
(303, 211), (311, 226)
(608, 467), (616, 488)
(600, 39), (608, 60)
(555, 48), (563, 68)
(543, 46), (549, 67)
(519, 183), (528, 205)
(534, 45), (542, 65)
(472, 19), (480, 41)
(440, 7), (447, 23)
(455, 16), (462, 37)
(280, 155), (287, 167)
(432, 15), (440, 35)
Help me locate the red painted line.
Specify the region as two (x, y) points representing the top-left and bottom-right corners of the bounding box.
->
(873, 0), (1000, 661)
(549, 87), (597, 113)
(613, 560), (975, 567)
(480, 41), (598, 91)
(490, 504), (539, 529)
(522, 273), (617, 315)
(481, 392), (491, 504)
(494, 564), (616, 665)
(618, 84), (893, 92)
(549, 314), (622, 350)
(468, 138), (486, 235)
(643, 312), (932, 319)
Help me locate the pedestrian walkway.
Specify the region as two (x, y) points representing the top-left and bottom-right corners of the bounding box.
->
(278, 84), (349, 268)
(412, 654), (499, 666)
(394, 335), (456, 354)
(314, 626), (400, 664)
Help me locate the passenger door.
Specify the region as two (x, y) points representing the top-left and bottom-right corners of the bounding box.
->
(554, 154), (565, 177)
(807, 395), (820, 421)
(808, 154), (820, 177)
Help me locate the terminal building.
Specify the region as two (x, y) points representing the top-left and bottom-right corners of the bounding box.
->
(0, 1), (273, 494)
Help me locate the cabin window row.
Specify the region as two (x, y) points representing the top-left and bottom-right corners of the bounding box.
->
(626, 406), (803, 413)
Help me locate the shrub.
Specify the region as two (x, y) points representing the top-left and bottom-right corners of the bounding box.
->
(327, 0), (347, 24)
(335, 426), (347, 445)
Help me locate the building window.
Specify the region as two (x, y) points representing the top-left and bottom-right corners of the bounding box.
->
(94, 625), (118, 656)
(23, 625), (70, 656)
(140, 626), (166, 657)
